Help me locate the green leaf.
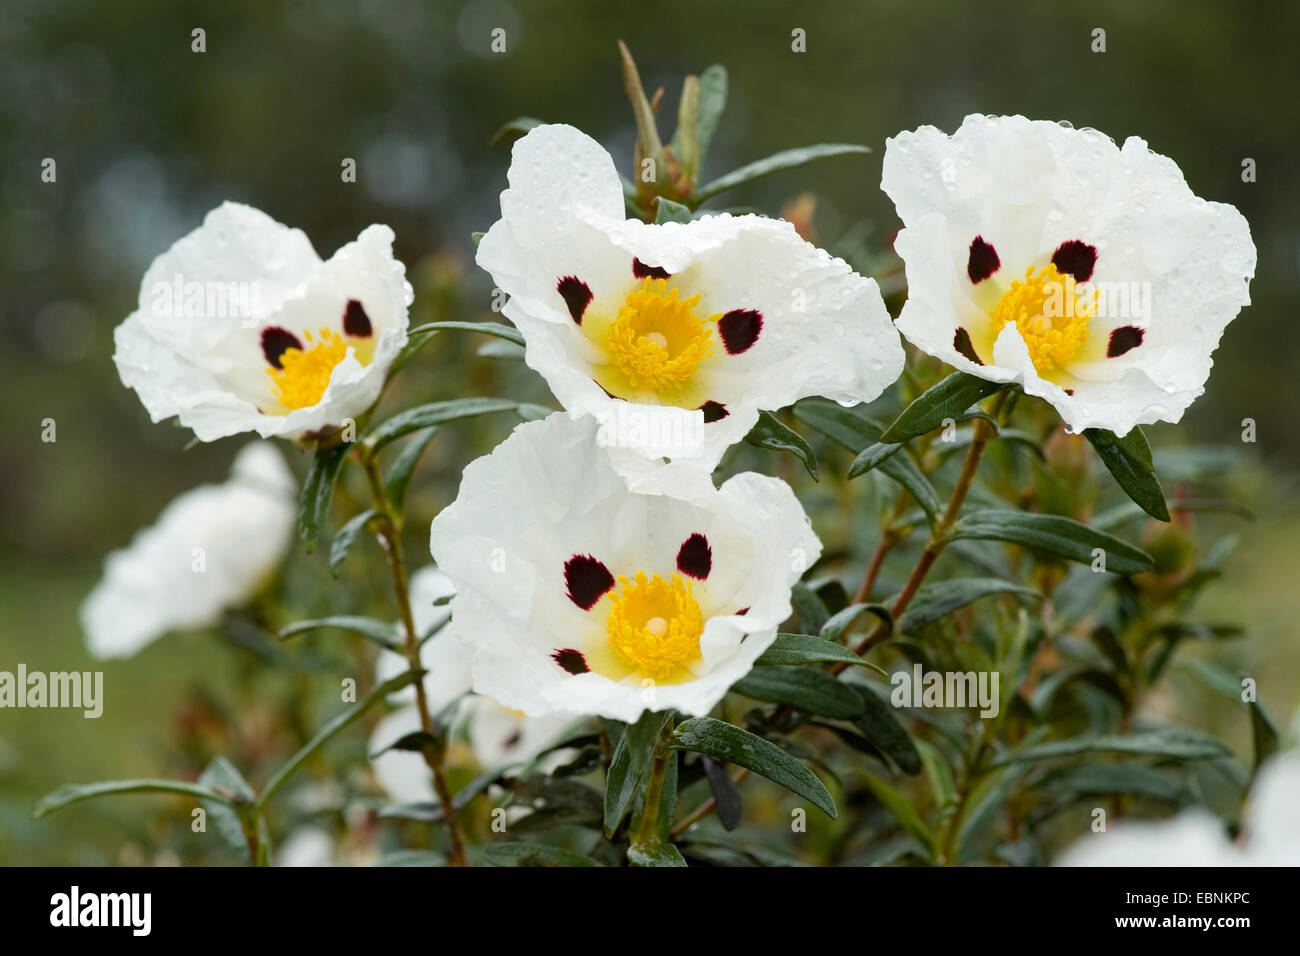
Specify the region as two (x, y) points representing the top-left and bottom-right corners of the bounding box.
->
(743, 410), (819, 480)
(795, 402), (941, 517)
(692, 143), (870, 205)
(949, 509), (1154, 574)
(298, 442), (350, 553)
(848, 441), (902, 477)
(952, 763), (1033, 861)
(756, 633), (886, 674)
(369, 730), (441, 759)
(199, 756), (256, 862)
(382, 427), (438, 514)
(329, 509), (380, 577)
(878, 373), (1009, 444)
(655, 197), (693, 224)
(603, 730), (641, 837)
(485, 842), (603, 867)
(488, 116), (543, 148)
(385, 326), (440, 383)
(897, 578), (1042, 633)
(731, 666), (865, 719)
(790, 582), (829, 634)
(693, 64), (727, 172)
(993, 728), (1232, 766)
(700, 756), (743, 830)
(1085, 427), (1170, 521)
(625, 710), (673, 776)
(34, 779), (233, 819)
(668, 717), (837, 819)
(1249, 699), (1279, 773)
(404, 320), (524, 348)
(364, 398), (518, 454)
(819, 602), (892, 644)
(278, 616), (402, 651)
(1036, 763), (1183, 802)
(255, 668), (424, 813)
(516, 402), (554, 422)
(850, 684), (923, 775)
(374, 850), (446, 866)
(627, 842), (687, 867)
(857, 771), (934, 859)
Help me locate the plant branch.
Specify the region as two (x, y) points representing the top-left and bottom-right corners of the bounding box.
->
(361, 454), (469, 867)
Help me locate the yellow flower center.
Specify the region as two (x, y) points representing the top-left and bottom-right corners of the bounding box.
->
(988, 264), (1097, 374)
(605, 570), (704, 682)
(267, 327), (350, 410)
(604, 278), (714, 392)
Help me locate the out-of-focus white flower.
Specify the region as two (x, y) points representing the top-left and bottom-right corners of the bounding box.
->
(79, 442), (295, 659)
(368, 567), (574, 805)
(114, 202), (412, 442)
(1056, 748), (1300, 866)
(882, 114), (1255, 436)
(428, 412), (821, 723)
(477, 124), (903, 470)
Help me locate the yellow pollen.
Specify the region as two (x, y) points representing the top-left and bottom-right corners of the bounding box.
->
(988, 264), (1097, 374)
(267, 327), (350, 410)
(605, 570), (704, 682)
(604, 278), (714, 392)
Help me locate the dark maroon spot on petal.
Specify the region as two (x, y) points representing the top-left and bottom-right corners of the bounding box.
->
(676, 533), (712, 580)
(717, 309), (762, 355)
(1051, 240), (1098, 282)
(342, 298), (373, 337)
(953, 327), (983, 365)
(260, 326), (302, 369)
(1064, 388), (1075, 396)
(551, 648), (589, 675)
(632, 258), (670, 280)
(1107, 325), (1144, 358)
(557, 276), (593, 325)
(564, 554), (615, 610)
(502, 730), (523, 749)
(967, 236), (1000, 283)
(736, 607), (750, 616)
(699, 400), (729, 423)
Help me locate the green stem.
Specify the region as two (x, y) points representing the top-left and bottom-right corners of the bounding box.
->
(634, 718), (675, 847)
(361, 454), (469, 867)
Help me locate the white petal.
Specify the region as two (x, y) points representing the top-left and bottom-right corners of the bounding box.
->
(79, 441), (295, 659)
(1055, 811), (1238, 867)
(367, 707), (436, 805)
(1242, 749), (1300, 864)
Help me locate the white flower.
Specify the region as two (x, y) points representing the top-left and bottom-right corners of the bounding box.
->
(882, 115), (1255, 436)
(368, 567), (574, 804)
(80, 441), (295, 659)
(476, 123), (903, 470)
(428, 412), (821, 723)
(1056, 748), (1300, 866)
(114, 202), (413, 442)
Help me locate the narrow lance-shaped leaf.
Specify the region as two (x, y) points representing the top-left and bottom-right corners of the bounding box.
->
(404, 320), (524, 347)
(486, 843), (603, 867)
(879, 372), (1009, 444)
(667, 717), (837, 819)
(850, 683), (923, 775)
(34, 779), (234, 819)
(383, 427), (438, 515)
(255, 668), (424, 813)
(948, 509), (1154, 575)
(299, 441), (349, 553)
(897, 578), (1042, 633)
(993, 728), (1232, 766)
(364, 398), (519, 454)
(701, 756), (743, 831)
(1084, 426), (1170, 521)
(692, 143), (870, 205)
(756, 633), (886, 673)
(693, 64), (727, 173)
(329, 509), (380, 577)
(488, 116), (543, 148)
(743, 410), (819, 480)
(655, 197), (693, 224)
(731, 666), (865, 720)
(278, 616), (402, 651)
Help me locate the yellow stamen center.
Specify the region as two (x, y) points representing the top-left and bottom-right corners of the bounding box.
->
(604, 278), (714, 392)
(988, 264), (1097, 374)
(605, 570), (704, 682)
(267, 327), (350, 410)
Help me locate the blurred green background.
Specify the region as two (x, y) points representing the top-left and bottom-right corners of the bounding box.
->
(2, 0), (1297, 864)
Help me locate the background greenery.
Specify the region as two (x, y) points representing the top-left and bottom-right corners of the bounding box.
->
(2, 0), (1296, 864)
